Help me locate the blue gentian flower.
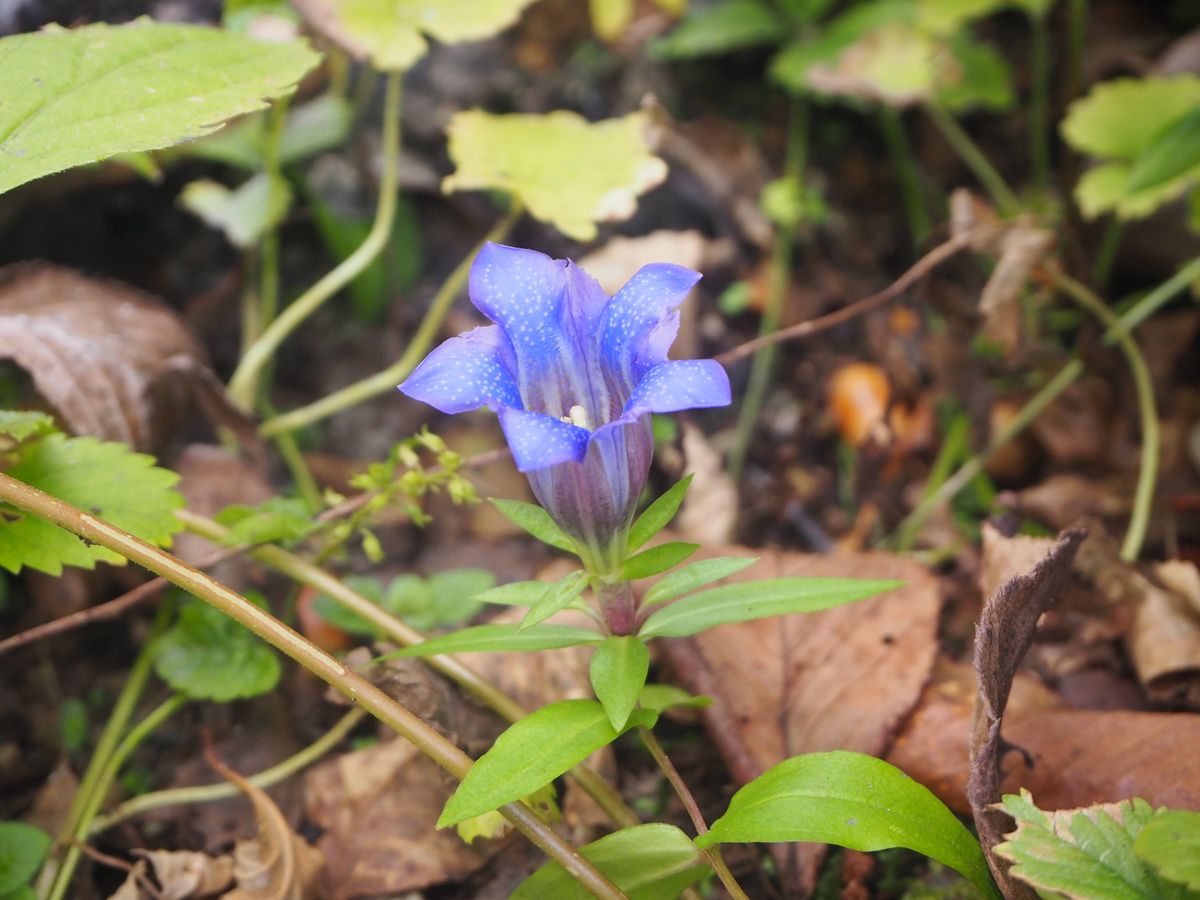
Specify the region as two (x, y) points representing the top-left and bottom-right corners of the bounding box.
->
(399, 243), (731, 571)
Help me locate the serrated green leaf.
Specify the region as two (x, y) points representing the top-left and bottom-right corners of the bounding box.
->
(1062, 76), (1200, 161)
(180, 172), (292, 248)
(638, 576), (901, 639)
(0, 411), (55, 442)
(312, 574), (389, 636)
(650, 0), (787, 60)
(590, 636), (650, 730)
(474, 580), (552, 607)
(1135, 810), (1200, 890)
(637, 683), (712, 713)
(439, 699), (655, 826)
(936, 34), (1014, 113)
(620, 541), (699, 581)
(0, 434), (183, 575)
(154, 596), (280, 701)
(215, 496), (317, 546)
(521, 570), (590, 630)
(995, 789), (1181, 900)
(698, 751), (999, 899)
(426, 568), (493, 626)
(443, 110), (668, 241)
(0, 822), (50, 895)
(1075, 159), (1200, 221)
(1126, 107), (1200, 193)
(490, 498), (577, 553)
(0, 20), (319, 195)
(628, 475), (693, 553)
(643, 556), (758, 608)
(513, 823), (709, 899)
(294, 0), (537, 71)
(384, 622), (603, 658)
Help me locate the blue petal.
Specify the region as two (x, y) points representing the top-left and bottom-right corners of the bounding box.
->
(398, 325), (521, 414)
(598, 263), (702, 380)
(622, 359), (731, 416)
(469, 242), (567, 376)
(498, 408), (590, 472)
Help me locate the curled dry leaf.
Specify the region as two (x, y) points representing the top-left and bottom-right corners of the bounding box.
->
(662, 546), (941, 893)
(136, 849), (234, 899)
(0, 265), (246, 453)
(204, 749), (324, 900)
(969, 525), (1086, 899)
(1131, 560), (1200, 706)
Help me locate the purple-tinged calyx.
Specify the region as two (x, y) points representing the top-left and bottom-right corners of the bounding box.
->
(399, 242), (731, 572)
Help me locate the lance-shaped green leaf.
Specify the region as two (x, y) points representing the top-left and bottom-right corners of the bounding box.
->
(638, 576), (901, 639)
(0, 434), (183, 576)
(0, 20), (319, 195)
(491, 498), (578, 553)
(474, 579), (554, 607)
(699, 751), (999, 899)
(521, 570), (590, 630)
(638, 684), (712, 714)
(995, 789), (1185, 900)
(0, 822), (50, 895)
(444, 110), (668, 241)
(628, 474), (692, 553)
(513, 823), (709, 899)
(154, 595), (281, 701)
(590, 636), (651, 730)
(1135, 809), (1200, 891)
(385, 622), (603, 658)
(619, 541), (699, 581)
(440, 699), (656, 826)
(642, 556), (759, 608)
(293, 0), (537, 72)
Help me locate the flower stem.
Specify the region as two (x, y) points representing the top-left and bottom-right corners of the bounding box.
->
(257, 202), (523, 438)
(175, 510), (639, 829)
(1051, 270), (1159, 561)
(638, 727), (749, 900)
(35, 606), (170, 898)
(924, 103), (1021, 216)
(729, 96), (807, 479)
(0, 476), (626, 900)
(228, 71), (404, 411)
(879, 107), (931, 249)
(90, 708), (368, 835)
(48, 693), (188, 900)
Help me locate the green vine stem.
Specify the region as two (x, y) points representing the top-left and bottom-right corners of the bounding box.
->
(90, 708), (368, 835)
(1028, 11), (1051, 194)
(34, 606), (170, 897)
(176, 510), (639, 830)
(1052, 270), (1159, 561)
(228, 71), (404, 411)
(729, 97), (807, 479)
(924, 102), (1021, 216)
(638, 727), (749, 900)
(893, 254), (1200, 550)
(258, 202), (524, 438)
(0, 475), (627, 900)
(879, 107), (931, 248)
(48, 694), (188, 900)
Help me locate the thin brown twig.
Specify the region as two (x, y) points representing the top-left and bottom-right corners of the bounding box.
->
(0, 545), (243, 656)
(715, 226), (993, 366)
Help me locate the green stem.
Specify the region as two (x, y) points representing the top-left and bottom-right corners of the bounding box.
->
(729, 97), (808, 479)
(49, 694), (188, 900)
(35, 605), (170, 897)
(175, 510), (639, 830)
(925, 103), (1021, 216)
(0, 477), (626, 900)
(879, 107), (931, 248)
(1053, 272), (1159, 561)
(1068, 0), (1087, 103)
(90, 708), (367, 835)
(1092, 217), (1124, 286)
(892, 253), (1200, 547)
(1029, 12), (1051, 194)
(638, 727), (749, 900)
(228, 72), (404, 411)
(258, 203), (523, 438)
(261, 398), (322, 511)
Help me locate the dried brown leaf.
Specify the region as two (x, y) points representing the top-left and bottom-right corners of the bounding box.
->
(0, 264), (238, 452)
(1130, 560), (1200, 705)
(977, 222), (1054, 355)
(204, 750), (324, 900)
(136, 849), (235, 899)
(969, 525), (1085, 899)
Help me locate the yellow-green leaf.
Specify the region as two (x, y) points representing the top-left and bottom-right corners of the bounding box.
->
(1062, 76), (1200, 161)
(293, 0), (537, 71)
(443, 110), (668, 241)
